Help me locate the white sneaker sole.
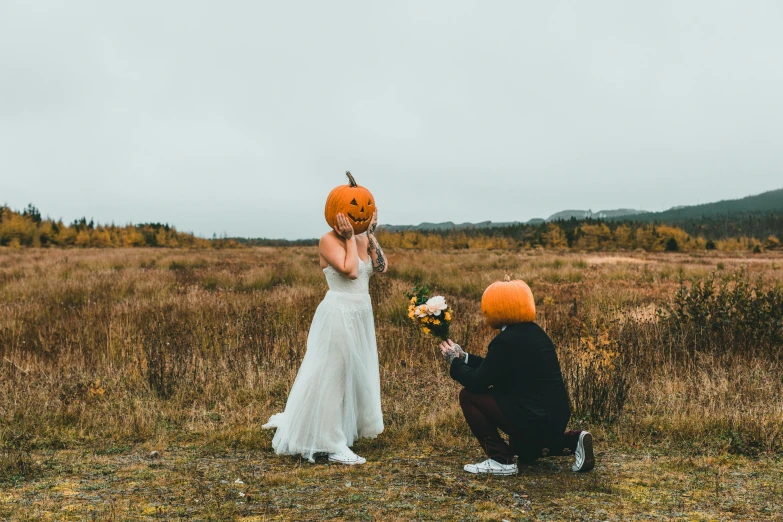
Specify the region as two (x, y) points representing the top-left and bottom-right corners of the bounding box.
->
(463, 465), (517, 476)
(572, 431), (595, 472)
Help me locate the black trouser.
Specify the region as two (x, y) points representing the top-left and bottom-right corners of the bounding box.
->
(459, 388), (581, 464)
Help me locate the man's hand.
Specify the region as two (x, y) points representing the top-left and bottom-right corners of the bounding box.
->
(439, 339), (464, 357)
(439, 339), (465, 363)
(439, 339), (454, 357)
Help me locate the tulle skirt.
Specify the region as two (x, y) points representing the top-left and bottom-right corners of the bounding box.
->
(262, 290), (384, 462)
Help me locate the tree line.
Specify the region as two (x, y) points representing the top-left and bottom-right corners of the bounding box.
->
(0, 204), (229, 248)
(375, 217), (782, 252)
(2, 203), (781, 252)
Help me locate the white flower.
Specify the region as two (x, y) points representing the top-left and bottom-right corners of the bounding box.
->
(425, 296), (448, 316)
(414, 304), (430, 318)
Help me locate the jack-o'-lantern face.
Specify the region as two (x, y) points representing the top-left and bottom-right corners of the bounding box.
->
(324, 172), (376, 234)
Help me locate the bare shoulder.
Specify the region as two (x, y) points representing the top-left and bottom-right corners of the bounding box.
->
(319, 231), (344, 251)
(319, 231), (336, 244)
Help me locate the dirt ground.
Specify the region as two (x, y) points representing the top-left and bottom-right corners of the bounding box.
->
(2, 439), (782, 521)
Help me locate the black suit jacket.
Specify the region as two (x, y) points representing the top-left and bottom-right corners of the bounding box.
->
(450, 322), (571, 444)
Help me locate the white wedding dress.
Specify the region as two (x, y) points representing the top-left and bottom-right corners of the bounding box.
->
(262, 256), (384, 462)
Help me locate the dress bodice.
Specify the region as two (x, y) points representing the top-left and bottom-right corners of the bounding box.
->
(323, 257), (373, 294)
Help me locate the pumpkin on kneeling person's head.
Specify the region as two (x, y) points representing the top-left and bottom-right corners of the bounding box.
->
(324, 171), (376, 234)
(481, 276), (536, 329)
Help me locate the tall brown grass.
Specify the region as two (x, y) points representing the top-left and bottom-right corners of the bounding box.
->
(1, 247), (781, 483)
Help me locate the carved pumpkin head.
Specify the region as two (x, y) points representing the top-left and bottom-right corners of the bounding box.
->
(324, 171), (376, 234)
(481, 276), (536, 329)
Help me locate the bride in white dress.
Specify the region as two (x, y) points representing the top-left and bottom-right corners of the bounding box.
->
(263, 211), (387, 465)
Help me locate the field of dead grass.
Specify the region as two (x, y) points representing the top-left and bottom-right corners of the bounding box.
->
(1, 247), (781, 520)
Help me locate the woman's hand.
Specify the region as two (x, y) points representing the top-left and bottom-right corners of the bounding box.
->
(333, 213), (354, 240)
(321, 213), (359, 278)
(366, 209), (388, 273)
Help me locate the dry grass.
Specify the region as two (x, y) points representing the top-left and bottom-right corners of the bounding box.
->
(1, 247), (782, 520)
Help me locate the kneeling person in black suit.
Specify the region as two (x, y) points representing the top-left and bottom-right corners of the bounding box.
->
(441, 278), (594, 476)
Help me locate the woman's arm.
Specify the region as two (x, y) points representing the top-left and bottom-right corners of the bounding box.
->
(366, 210), (388, 273)
(320, 213), (359, 279)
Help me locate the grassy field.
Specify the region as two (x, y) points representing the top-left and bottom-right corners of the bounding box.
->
(1, 247), (782, 521)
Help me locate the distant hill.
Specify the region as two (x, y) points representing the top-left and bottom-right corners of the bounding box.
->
(380, 221), (524, 233)
(547, 209), (646, 221)
(381, 188), (783, 233)
(381, 209), (646, 232)
(618, 188), (783, 222)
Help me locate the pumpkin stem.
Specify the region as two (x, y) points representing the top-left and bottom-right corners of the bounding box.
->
(345, 171), (358, 187)
(504, 274), (511, 282)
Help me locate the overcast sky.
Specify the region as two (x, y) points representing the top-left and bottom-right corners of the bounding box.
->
(2, 1), (782, 239)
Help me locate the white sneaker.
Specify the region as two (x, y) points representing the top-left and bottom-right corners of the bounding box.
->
(463, 458), (517, 476)
(571, 431), (595, 472)
(328, 449), (366, 465)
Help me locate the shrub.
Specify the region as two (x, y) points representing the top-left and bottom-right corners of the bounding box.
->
(0, 433), (40, 485)
(140, 306), (195, 399)
(662, 270), (783, 358)
(559, 326), (629, 421)
(0, 448), (38, 484)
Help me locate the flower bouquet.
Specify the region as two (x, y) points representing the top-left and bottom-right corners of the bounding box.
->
(406, 284), (453, 340)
